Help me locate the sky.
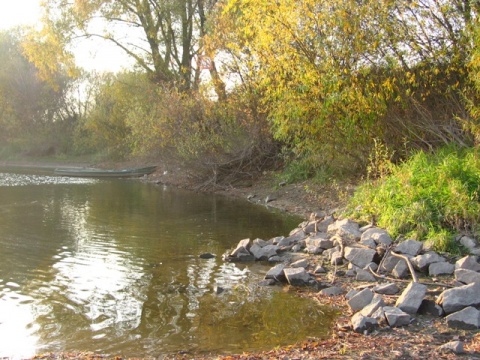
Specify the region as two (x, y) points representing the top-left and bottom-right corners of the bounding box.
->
(0, 0), (132, 72)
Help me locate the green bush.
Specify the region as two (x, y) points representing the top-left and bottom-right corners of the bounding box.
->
(347, 145), (480, 253)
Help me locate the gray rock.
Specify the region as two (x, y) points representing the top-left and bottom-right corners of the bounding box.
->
(395, 281), (427, 314)
(418, 299), (444, 317)
(438, 341), (465, 355)
(445, 306), (480, 330)
(317, 215), (335, 233)
(236, 252), (255, 262)
(323, 246), (339, 260)
(265, 264), (286, 281)
(283, 267), (311, 286)
(351, 312), (378, 333)
(437, 281), (480, 314)
(214, 285), (226, 294)
(305, 245), (324, 255)
(291, 244), (303, 252)
(360, 294), (385, 317)
(459, 236), (478, 251)
(318, 239), (334, 249)
(344, 247), (376, 268)
(383, 306), (411, 327)
(230, 238), (251, 257)
(328, 219), (362, 242)
(290, 258), (309, 268)
(379, 255), (401, 272)
(199, 252), (216, 259)
(314, 265), (327, 274)
(253, 238), (270, 247)
(429, 262), (455, 276)
(373, 283), (400, 295)
(356, 269), (377, 282)
(345, 289), (359, 299)
(272, 236), (285, 245)
(455, 268), (480, 284)
(249, 243), (278, 260)
(456, 255), (480, 272)
(412, 251), (446, 272)
(360, 238), (377, 249)
(364, 262), (378, 272)
(265, 194), (277, 203)
(392, 259), (409, 279)
(258, 278), (277, 286)
(361, 228), (393, 246)
(319, 286), (345, 296)
(348, 288), (374, 312)
(330, 251), (344, 266)
(395, 239), (423, 256)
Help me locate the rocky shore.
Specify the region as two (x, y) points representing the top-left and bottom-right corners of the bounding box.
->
(214, 212), (480, 359)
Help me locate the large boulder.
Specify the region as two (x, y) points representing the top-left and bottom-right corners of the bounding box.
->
(360, 294), (385, 317)
(383, 306), (411, 327)
(265, 264), (286, 281)
(249, 243), (278, 260)
(437, 281), (480, 314)
(351, 312), (378, 333)
(395, 281), (427, 314)
(348, 288), (374, 312)
(230, 238), (251, 257)
(344, 247), (377, 268)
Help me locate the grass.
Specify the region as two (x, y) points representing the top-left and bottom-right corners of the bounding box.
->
(346, 145), (480, 253)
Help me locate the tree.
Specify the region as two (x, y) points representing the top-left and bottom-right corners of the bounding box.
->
(0, 29), (75, 153)
(212, 0), (477, 173)
(28, 0), (225, 94)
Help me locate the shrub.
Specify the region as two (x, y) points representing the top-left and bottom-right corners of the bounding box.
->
(347, 145), (480, 252)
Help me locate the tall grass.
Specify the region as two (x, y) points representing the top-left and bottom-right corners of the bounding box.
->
(347, 145), (480, 253)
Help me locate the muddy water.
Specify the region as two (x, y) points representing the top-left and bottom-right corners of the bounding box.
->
(0, 169), (337, 358)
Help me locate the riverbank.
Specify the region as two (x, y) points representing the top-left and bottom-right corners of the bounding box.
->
(3, 158), (480, 359)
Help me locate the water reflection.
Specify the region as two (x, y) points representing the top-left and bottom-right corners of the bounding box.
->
(0, 170), (336, 357)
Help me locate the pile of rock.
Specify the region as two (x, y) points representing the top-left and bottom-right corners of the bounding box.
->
(223, 215), (480, 337)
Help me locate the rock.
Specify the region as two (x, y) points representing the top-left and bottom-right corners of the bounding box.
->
(445, 306), (480, 330)
(253, 238), (270, 247)
(236, 252), (255, 262)
(213, 285), (226, 294)
(360, 294), (385, 317)
(438, 341), (465, 355)
(345, 289), (359, 300)
(199, 252), (215, 259)
(395, 239), (423, 256)
(360, 238), (377, 249)
(305, 245), (324, 255)
(373, 283), (400, 295)
(291, 244), (303, 252)
(265, 194), (277, 203)
(361, 227), (393, 246)
(456, 255), (480, 272)
(392, 259), (409, 279)
(290, 258), (309, 268)
(316, 215), (335, 233)
(383, 306), (411, 327)
(455, 268), (480, 284)
(283, 267), (311, 286)
(418, 299), (444, 317)
(272, 236), (285, 245)
(412, 251), (446, 272)
(231, 238), (251, 257)
(258, 279), (277, 286)
(351, 312), (378, 333)
(344, 247), (376, 268)
(328, 219), (361, 242)
(314, 265), (327, 274)
(429, 262), (455, 276)
(379, 255), (401, 272)
(437, 281), (480, 314)
(348, 288), (374, 312)
(323, 247), (340, 260)
(318, 239), (334, 249)
(364, 262), (378, 271)
(356, 269), (377, 282)
(319, 286), (345, 296)
(265, 264), (286, 281)
(249, 243), (278, 260)
(459, 236), (478, 252)
(330, 251), (344, 266)
(395, 281), (427, 314)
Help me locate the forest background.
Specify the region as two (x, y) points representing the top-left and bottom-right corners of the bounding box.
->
(2, 0), (480, 251)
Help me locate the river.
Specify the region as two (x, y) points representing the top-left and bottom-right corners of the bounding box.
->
(0, 168), (336, 358)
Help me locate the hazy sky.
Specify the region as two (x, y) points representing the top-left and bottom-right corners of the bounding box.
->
(0, 1), (132, 72)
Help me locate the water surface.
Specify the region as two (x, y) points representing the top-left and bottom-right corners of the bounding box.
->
(0, 169), (336, 358)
